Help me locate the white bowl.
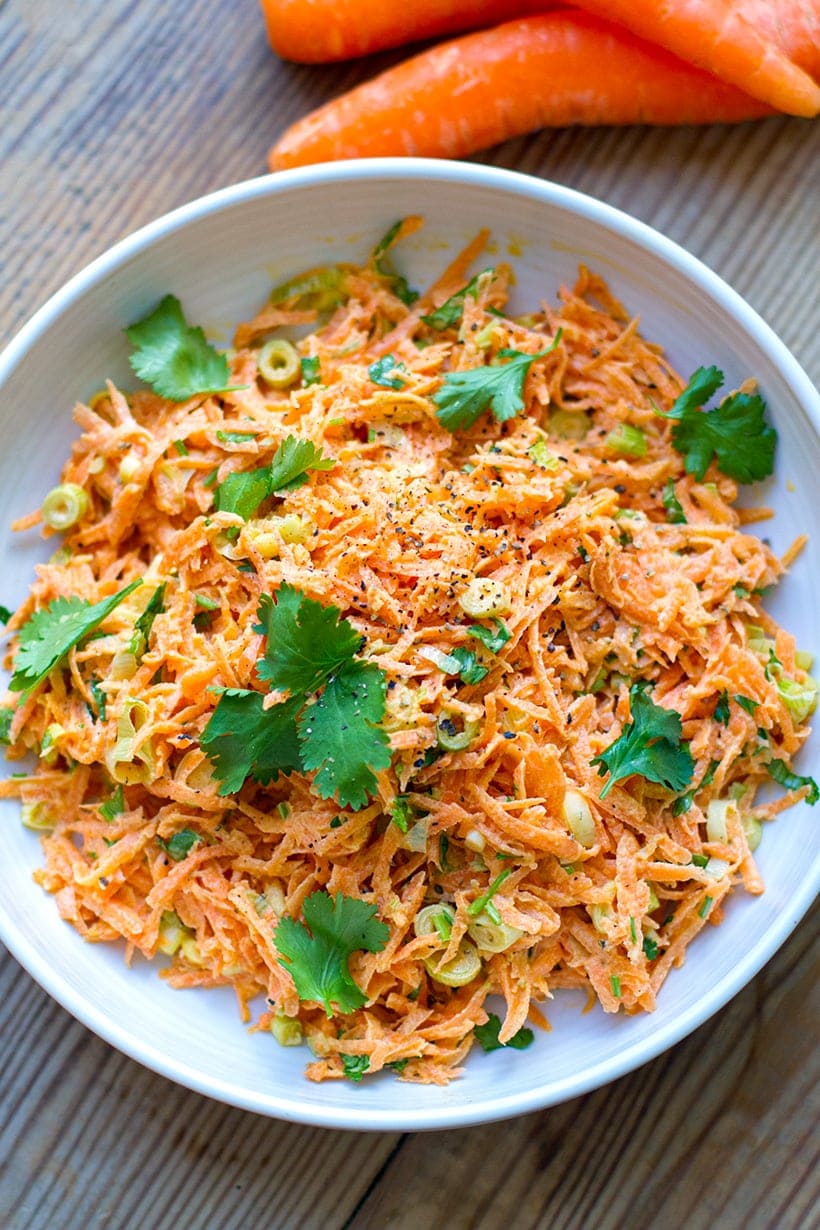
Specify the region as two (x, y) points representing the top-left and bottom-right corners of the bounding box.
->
(1, 160), (817, 1131)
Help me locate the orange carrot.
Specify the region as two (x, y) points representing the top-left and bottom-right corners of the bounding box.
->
(269, 11), (772, 171)
(258, 0), (553, 63)
(569, 0), (820, 116)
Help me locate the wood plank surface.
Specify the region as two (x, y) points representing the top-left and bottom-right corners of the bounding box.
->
(1, 3), (818, 1228)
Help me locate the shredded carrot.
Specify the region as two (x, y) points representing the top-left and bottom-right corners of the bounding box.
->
(2, 226), (814, 1086)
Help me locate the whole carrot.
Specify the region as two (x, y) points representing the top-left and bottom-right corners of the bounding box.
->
(258, 0), (553, 63)
(268, 11), (772, 171)
(568, 0), (820, 116)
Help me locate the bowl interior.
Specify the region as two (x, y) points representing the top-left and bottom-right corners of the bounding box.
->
(1, 163), (818, 1130)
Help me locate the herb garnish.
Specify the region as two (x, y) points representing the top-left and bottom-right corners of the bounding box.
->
(591, 684), (694, 799)
(274, 889), (389, 1017)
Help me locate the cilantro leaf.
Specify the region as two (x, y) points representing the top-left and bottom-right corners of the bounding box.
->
(99, 784), (125, 821)
(372, 221), (419, 306)
(467, 619), (510, 654)
(130, 583), (166, 659)
(474, 1012), (534, 1053)
(434, 337), (560, 432)
(157, 829), (201, 861)
(448, 647), (489, 685)
(421, 271), (491, 330)
(390, 795), (412, 833)
(274, 889), (389, 1016)
(301, 356), (321, 386)
(204, 588), (389, 807)
(200, 689), (302, 795)
(672, 391), (776, 483)
(368, 355), (406, 390)
(0, 605), (12, 624)
(340, 1054), (370, 1082)
(298, 660), (391, 810)
(661, 368), (776, 483)
(255, 584), (362, 695)
(642, 934), (659, 961)
(267, 436), (334, 494)
(126, 295), (242, 401)
(591, 685), (694, 799)
(214, 466), (273, 521)
(10, 580), (142, 694)
(662, 479), (687, 524)
(667, 366), (724, 419)
(0, 706), (15, 744)
(88, 676), (107, 722)
(735, 694), (759, 715)
(672, 757), (719, 817)
(767, 758), (819, 805)
(214, 436), (333, 520)
(714, 692), (730, 726)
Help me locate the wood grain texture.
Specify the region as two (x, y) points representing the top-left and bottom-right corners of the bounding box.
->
(1, 1), (818, 1227)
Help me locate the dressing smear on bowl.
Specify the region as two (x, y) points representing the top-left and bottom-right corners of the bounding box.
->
(1, 219), (815, 1085)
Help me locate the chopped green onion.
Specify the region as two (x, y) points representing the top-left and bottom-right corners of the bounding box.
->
(217, 430), (256, 444)
(41, 483), (89, 531)
(424, 941), (481, 987)
(269, 265), (347, 312)
(436, 712), (481, 752)
(467, 869), (511, 917)
(549, 408), (589, 440)
(605, 424), (647, 458)
(528, 438), (560, 470)
(699, 896), (713, 918)
(610, 975), (621, 998)
(301, 356), (321, 386)
(776, 674), (818, 724)
(271, 1012), (303, 1047)
(258, 338), (300, 389)
(173, 439), (189, 456)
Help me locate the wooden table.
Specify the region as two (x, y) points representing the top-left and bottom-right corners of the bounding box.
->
(2, 3), (818, 1226)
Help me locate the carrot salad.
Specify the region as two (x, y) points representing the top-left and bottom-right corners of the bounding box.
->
(1, 220), (816, 1085)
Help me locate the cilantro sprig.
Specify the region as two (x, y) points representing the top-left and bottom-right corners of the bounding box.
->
(434, 335), (561, 432)
(10, 579), (142, 694)
(202, 585), (391, 808)
(767, 758), (819, 805)
(420, 270), (492, 330)
(130, 583), (166, 661)
(474, 1012), (534, 1053)
(371, 220), (419, 306)
(157, 829), (202, 861)
(214, 436), (334, 521)
(591, 684), (694, 799)
(661, 366), (777, 483)
(274, 889), (389, 1017)
(467, 619), (510, 654)
(368, 355), (407, 389)
(126, 295), (245, 401)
